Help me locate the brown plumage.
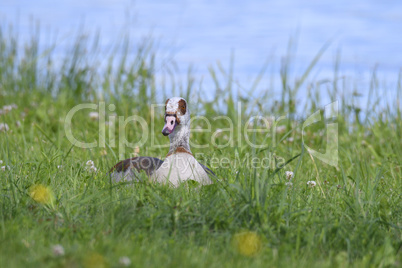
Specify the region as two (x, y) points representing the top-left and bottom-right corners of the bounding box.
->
(109, 157), (164, 176)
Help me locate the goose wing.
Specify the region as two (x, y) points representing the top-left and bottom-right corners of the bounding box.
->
(110, 157), (164, 182)
(198, 162), (216, 177)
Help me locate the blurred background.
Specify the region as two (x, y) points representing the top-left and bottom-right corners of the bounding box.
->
(1, 0), (401, 110)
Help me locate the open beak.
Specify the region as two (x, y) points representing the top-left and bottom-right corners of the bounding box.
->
(162, 115), (177, 136)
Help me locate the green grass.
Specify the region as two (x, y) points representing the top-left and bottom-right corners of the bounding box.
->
(0, 25), (401, 267)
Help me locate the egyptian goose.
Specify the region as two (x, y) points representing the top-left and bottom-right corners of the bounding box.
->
(110, 97), (214, 187)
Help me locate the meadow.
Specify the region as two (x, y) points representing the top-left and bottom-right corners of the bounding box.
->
(0, 26), (401, 267)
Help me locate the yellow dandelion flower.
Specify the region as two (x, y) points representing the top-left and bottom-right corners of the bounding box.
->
(232, 231), (262, 257)
(29, 184), (54, 205)
(84, 252), (108, 268)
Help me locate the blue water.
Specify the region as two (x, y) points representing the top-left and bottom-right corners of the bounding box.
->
(1, 0), (401, 106)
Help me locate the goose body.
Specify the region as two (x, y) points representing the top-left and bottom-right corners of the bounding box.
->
(152, 152), (212, 186)
(110, 97), (214, 186)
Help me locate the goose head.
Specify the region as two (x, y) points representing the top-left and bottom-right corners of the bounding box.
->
(162, 97), (190, 136)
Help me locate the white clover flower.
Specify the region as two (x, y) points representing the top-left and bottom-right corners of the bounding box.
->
(214, 128), (223, 137)
(265, 116), (275, 124)
(1, 166), (5, 171)
(285, 182), (293, 187)
(2, 105), (13, 112)
(276, 125), (286, 133)
(119, 256), (131, 266)
(88, 165), (97, 173)
(287, 137), (294, 142)
(319, 129), (325, 137)
(307, 181), (317, 187)
(0, 160), (3, 164)
(16, 121), (21, 128)
(86, 160), (94, 166)
(0, 123), (9, 132)
(2, 104), (17, 113)
(89, 112), (99, 120)
(85, 160), (97, 173)
(57, 165), (62, 169)
(52, 244), (65, 257)
(285, 171), (294, 181)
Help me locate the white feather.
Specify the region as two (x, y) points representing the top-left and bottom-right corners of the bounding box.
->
(152, 153), (212, 187)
